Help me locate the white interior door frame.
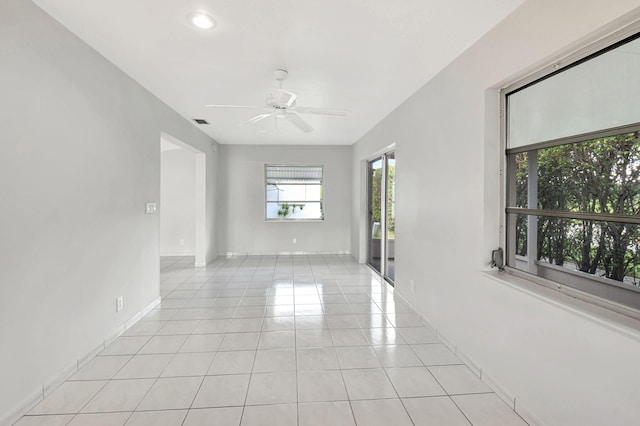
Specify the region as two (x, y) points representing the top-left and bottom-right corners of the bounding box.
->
(160, 132), (207, 267)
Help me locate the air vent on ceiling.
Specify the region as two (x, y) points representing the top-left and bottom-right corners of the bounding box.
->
(193, 119), (209, 125)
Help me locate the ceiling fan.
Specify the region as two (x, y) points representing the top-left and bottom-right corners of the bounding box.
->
(205, 69), (349, 133)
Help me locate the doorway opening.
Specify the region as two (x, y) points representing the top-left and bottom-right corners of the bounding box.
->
(160, 133), (207, 267)
(367, 151), (396, 284)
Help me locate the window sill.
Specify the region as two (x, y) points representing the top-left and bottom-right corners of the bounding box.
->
(482, 268), (640, 342)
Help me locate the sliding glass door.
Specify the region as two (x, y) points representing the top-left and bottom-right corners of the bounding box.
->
(367, 151), (396, 284)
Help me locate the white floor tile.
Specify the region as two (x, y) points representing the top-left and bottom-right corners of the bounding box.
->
(412, 343), (463, 366)
(258, 331), (295, 349)
(296, 347), (340, 371)
(228, 318), (264, 333)
(262, 316), (295, 331)
(161, 352), (216, 377)
(385, 367), (446, 397)
(341, 368), (397, 400)
(81, 378), (154, 412)
(240, 403), (297, 426)
(253, 349), (296, 373)
(67, 412), (131, 425)
(70, 355), (131, 381)
(114, 354), (174, 379)
(294, 316), (328, 330)
(395, 326), (439, 344)
(192, 319), (230, 334)
(335, 346), (381, 369)
(429, 365), (492, 395)
(156, 320), (200, 335)
(298, 401), (356, 426)
(13, 415), (74, 426)
(373, 345), (422, 367)
(297, 370), (348, 402)
(361, 327), (406, 345)
(191, 374), (250, 408)
(295, 329), (333, 347)
(29, 381), (106, 415)
(179, 334), (224, 352)
(208, 350), (256, 375)
(350, 398), (413, 426)
(125, 409), (188, 426)
(219, 332), (260, 351)
(245, 372), (297, 405)
(138, 335), (187, 354)
(330, 329), (369, 346)
(182, 407), (243, 426)
(452, 393), (528, 426)
(136, 377), (202, 410)
(402, 396), (471, 426)
(100, 336), (151, 356)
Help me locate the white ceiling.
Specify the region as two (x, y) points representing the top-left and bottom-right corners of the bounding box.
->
(33, 0), (523, 145)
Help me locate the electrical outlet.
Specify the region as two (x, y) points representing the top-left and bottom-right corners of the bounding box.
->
(145, 202), (157, 214)
(292, 238), (297, 244)
(116, 296), (124, 312)
(410, 280), (415, 292)
(179, 239), (185, 246)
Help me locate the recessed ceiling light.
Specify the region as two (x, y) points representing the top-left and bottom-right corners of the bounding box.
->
(187, 11), (216, 30)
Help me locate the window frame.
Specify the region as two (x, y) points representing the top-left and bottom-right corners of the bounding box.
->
(500, 25), (640, 319)
(264, 164), (325, 222)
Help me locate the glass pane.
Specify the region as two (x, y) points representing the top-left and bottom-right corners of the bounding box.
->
(266, 202), (323, 220)
(385, 153), (396, 282)
(515, 213), (528, 257)
(536, 133), (640, 215)
(534, 217), (640, 286)
(514, 152), (528, 208)
(508, 36), (640, 148)
(368, 158), (383, 273)
(266, 184), (322, 202)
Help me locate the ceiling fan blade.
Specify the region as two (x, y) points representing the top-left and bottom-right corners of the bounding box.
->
(285, 112), (313, 133)
(277, 90), (297, 108)
(204, 104), (262, 108)
(295, 106), (349, 116)
(241, 111), (275, 126)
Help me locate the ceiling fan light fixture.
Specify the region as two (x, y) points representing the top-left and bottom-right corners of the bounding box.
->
(187, 11), (217, 30)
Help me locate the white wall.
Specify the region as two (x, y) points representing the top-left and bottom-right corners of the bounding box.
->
(0, 0), (219, 422)
(219, 145), (351, 255)
(160, 148), (196, 256)
(351, 1), (640, 425)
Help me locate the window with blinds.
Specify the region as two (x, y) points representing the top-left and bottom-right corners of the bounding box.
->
(265, 165), (324, 220)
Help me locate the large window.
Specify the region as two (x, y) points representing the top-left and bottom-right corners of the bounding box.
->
(504, 32), (640, 313)
(265, 165), (324, 221)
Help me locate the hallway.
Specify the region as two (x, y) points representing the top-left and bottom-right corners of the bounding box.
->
(16, 255), (527, 425)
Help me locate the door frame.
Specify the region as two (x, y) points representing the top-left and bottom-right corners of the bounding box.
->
(365, 147), (395, 285)
(160, 132), (207, 267)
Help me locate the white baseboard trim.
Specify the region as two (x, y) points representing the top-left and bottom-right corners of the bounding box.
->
(159, 251), (196, 257)
(2, 296), (161, 426)
(220, 250), (351, 257)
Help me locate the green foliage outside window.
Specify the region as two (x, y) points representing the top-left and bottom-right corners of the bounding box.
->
(371, 165), (395, 238)
(515, 132), (640, 284)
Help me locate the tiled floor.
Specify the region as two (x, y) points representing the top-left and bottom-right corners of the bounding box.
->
(16, 255), (528, 425)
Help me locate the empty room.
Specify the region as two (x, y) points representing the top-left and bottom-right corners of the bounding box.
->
(2, 0), (640, 425)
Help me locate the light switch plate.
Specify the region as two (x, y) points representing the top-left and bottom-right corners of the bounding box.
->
(145, 202), (157, 214)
